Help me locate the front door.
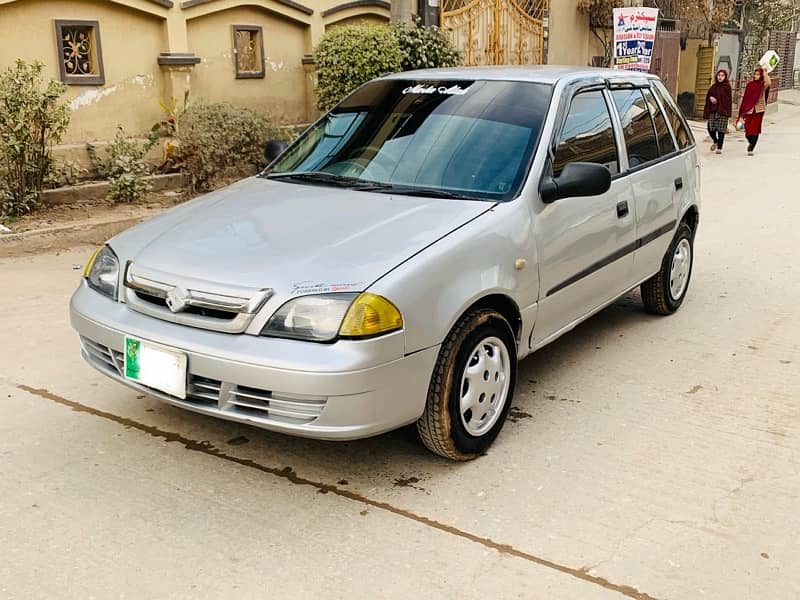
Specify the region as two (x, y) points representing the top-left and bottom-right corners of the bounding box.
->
(532, 89), (636, 347)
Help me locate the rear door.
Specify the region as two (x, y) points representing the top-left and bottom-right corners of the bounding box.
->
(608, 85), (683, 284)
(532, 88), (636, 347)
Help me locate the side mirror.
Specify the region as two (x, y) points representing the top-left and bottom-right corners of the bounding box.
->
(264, 139), (289, 163)
(540, 162), (612, 204)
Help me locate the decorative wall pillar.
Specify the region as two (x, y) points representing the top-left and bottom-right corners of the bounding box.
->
(302, 54), (319, 123)
(158, 6), (200, 102)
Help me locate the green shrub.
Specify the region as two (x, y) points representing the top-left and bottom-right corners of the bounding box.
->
(177, 102), (279, 191)
(313, 25), (403, 111)
(45, 159), (87, 189)
(392, 22), (460, 71)
(0, 60), (70, 216)
(87, 126), (155, 203)
(312, 23), (461, 111)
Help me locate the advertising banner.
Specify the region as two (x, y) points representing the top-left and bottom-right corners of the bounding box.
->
(612, 7), (659, 71)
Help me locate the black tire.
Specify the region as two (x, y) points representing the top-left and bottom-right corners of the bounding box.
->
(641, 222), (694, 315)
(417, 309), (517, 460)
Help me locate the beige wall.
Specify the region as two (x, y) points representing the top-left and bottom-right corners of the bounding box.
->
(547, 0), (592, 66)
(678, 39), (704, 95)
(0, 0), (166, 143)
(187, 7), (308, 124)
(325, 12), (388, 30)
(0, 0), (390, 148)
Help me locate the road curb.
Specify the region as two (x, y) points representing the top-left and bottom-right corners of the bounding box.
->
(0, 212), (158, 259)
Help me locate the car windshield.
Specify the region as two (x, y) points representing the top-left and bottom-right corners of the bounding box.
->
(264, 79), (553, 201)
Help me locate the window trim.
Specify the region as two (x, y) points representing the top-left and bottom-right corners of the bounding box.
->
(54, 19), (105, 86)
(232, 24), (265, 79)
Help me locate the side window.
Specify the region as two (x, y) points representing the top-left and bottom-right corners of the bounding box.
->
(652, 83), (694, 150)
(611, 89), (660, 168)
(642, 88), (676, 155)
(552, 90), (619, 178)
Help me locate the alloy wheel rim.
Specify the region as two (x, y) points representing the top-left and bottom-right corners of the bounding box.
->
(459, 336), (511, 436)
(669, 238), (692, 300)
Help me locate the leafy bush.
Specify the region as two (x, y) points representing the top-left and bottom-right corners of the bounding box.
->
(313, 25), (403, 111)
(0, 60), (70, 216)
(45, 159), (87, 189)
(312, 23), (461, 111)
(87, 127), (155, 203)
(176, 102), (279, 190)
(392, 22), (460, 71)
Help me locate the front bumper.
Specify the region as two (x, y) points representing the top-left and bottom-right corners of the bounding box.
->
(70, 283), (439, 440)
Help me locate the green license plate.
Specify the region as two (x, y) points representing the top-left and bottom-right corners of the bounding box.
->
(124, 336), (187, 399)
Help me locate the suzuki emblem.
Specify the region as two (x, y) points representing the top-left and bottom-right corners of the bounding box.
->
(165, 286), (189, 313)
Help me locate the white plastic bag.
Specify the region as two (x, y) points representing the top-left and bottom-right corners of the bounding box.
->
(759, 50), (780, 73)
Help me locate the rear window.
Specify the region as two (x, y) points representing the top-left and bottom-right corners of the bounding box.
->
(611, 88), (660, 168)
(642, 88), (676, 156)
(652, 81), (694, 150)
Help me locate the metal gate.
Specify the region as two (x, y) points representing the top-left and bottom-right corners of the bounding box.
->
(768, 31), (797, 90)
(649, 19), (680, 97)
(440, 0), (547, 66)
(693, 45), (716, 118)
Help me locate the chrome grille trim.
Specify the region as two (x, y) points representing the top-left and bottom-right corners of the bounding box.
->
(79, 336), (326, 426)
(122, 263), (273, 334)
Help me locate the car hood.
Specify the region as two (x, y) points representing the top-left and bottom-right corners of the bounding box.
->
(112, 177), (494, 295)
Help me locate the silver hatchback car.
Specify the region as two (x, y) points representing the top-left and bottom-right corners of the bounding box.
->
(71, 66), (700, 460)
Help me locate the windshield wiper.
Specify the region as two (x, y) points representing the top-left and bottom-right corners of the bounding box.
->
(367, 184), (482, 201)
(265, 171), (379, 189)
(265, 172), (484, 200)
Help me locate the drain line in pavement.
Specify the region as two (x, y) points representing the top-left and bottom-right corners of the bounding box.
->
(18, 384), (660, 600)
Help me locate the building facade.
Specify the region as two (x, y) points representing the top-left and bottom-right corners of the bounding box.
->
(0, 0), (617, 151)
(0, 0), (390, 145)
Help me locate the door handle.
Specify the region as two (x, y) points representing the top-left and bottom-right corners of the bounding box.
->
(616, 201), (629, 218)
(674, 177), (683, 191)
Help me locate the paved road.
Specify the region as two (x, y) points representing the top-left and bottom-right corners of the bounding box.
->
(2, 105), (799, 600)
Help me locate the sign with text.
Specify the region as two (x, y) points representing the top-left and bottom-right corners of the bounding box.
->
(612, 7), (659, 71)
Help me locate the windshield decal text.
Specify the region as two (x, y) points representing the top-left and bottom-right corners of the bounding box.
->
(402, 84), (471, 96)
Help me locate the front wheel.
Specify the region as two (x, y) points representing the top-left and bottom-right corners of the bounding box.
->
(641, 222), (694, 315)
(417, 309), (516, 460)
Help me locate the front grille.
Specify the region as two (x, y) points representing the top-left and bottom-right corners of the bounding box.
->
(186, 375), (222, 407)
(134, 291), (238, 321)
(81, 337), (124, 375)
(80, 336), (326, 425)
(229, 385), (326, 424)
(122, 263), (273, 334)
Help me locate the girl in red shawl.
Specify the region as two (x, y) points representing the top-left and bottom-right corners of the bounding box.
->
(704, 69), (733, 154)
(738, 66), (772, 156)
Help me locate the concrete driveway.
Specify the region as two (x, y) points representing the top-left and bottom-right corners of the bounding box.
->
(1, 105), (799, 600)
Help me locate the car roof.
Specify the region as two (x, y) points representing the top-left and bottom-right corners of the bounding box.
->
(383, 65), (659, 85)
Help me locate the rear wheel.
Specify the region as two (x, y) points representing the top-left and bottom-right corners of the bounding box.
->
(417, 309), (516, 460)
(641, 222), (694, 315)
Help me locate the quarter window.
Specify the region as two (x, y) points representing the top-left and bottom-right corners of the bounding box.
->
(642, 88), (676, 155)
(552, 90), (619, 178)
(611, 89), (660, 168)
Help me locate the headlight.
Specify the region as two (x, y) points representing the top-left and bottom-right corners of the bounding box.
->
(261, 292), (403, 342)
(261, 294), (358, 342)
(84, 245), (119, 300)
